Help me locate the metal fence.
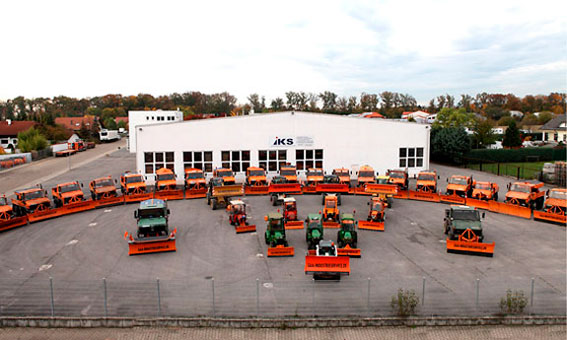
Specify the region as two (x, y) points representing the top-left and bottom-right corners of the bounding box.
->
(0, 276), (565, 318)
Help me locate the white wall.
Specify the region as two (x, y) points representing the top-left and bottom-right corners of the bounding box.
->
(128, 110), (183, 152)
(136, 112), (430, 183)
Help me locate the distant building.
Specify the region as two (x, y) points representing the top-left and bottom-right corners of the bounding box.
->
(115, 116), (129, 129)
(509, 110), (524, 119)
(0, 120), (37, 151)
(540, 115), (567, 143)
(55, 116), (97, 132)
(401, 111), (430, 124)
(492, 126), (507, 135)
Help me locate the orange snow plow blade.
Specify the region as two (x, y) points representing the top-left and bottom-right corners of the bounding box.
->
(365, 183), (399, 195)
(466, 198), (490, 210)
(60, 200), (96, 216)
(267, 245), (294, 257)
(94, 195), (124, 208)
(27, 208), (62, 223)
(244, 185), (269, 195)
(0, 216), (28, 233)
(126, 230), (177, 255)
(302, 185), (317, 194)
(235, 223), (256, 234)
(154, 189), (184, 201)
(488, 201), (531, 219)
(285, 221), (304, 230)
(446, 229), (494, 257)
(124, 192), (154, 203)
(394, 190), (409, 199)
(315, 183), (349, 193)
(304, 255), (350, 275)
(440, 194), (466, 205)
(322, 221), (340, 229)
(358, 220), (384, 231)
(533, 210), (566, 225)
(269, 183), (302, 194)
(212, 184), (244, 197)
(337, 244), (361, 258)
(185, 187), (207, 199)
(408, 191), (441, 203)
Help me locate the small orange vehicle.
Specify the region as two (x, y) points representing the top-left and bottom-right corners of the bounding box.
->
(68, 140), (86, 152)
(213, 168), (236, 185)
(505, 181), (545, 209)
(52, 181), (84, 207)
(305, 168), (324, 186)
(387, 169), (409, 191)
(155, 168), (177, 191)
(0, 195), (14, 221)
(279, 165), (298, 183)
(245, 167), (267, 186)
(332, 168), (351, 186)
(356, 165), (376, 187)
(89, 176), (118, 200)
(322, 194), (340, 226)
(471, 181), (499, 201)
(416, 170), (438, 193)
(120, 172), (147, 195)
(542, 188), (566, 215)
(184, 168), (206, 189)
(367, 196), (385, 222)
(12, 186), (51, 216)
(445, 175), (475, 198)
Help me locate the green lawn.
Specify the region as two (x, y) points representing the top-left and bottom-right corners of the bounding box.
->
(466, 161), (547, 179)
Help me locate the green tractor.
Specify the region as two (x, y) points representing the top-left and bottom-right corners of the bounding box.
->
(305, 213), (324, 250)
(337, 213), (358, 249)
(265, 212), (294, 256)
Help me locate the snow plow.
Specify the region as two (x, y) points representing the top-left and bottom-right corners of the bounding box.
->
(316, 174), (349, 194)
(358, 196), (385, 231)
(305, 240), (350, 280)
(269, 176), (302, 206)
(207, 178), (243, 210)
(227, 200), (256, 233)
(322, 194), (340, 228)
(184, 168), (207, 199)
(415, 170), (438, 193)
(534, 188), (567, 225)
(444, 206), (494, 257)
(244, 167), (269, 195)
(265, 212), (294, 257)
(0, 195), (28, 232)
(387, 169), (409, 191)
(283, 197), (303, 230)
(443, 175), (474, 203)
(336, 213), (361, 258)
(124, 199), (176, 255)
(120, 172), (152, 203)
(89, 176), (123, 208)
(154, 168), (184, 200)
(12, 186), (51, 216)
(364, 182), (398, 207)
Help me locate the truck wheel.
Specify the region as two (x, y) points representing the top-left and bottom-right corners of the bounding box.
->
(536, 198), (544, 210)
(337, 194), (342, 206)
(321, 194), (326, 205)
(212, 199), (217, 210)
(494, 193), (499, 201)
(272, 196), (277, 206)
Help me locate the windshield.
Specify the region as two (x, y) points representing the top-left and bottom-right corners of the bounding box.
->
(217, 170), (233, 177)
(452, 210), (480, 221)
(550, 190), (567, 200)
(389, 172), (405, 179)
(61, 184), (80, 193)
(334, 170), (348, 176)
(371, 202), (383, 211)
(157, 174), (175, 181)
(307, 170), (323, 176)
(510, 184), (530, 193)
(377, 178), (388, 184)
(126, 175), (144, 184)
(138, 208), (165, 219)
(418, 174), (435, 181)
(285, 202), (295, 209)
(270, 219), (283, 230)
(281, 170), (296, 176)
(186, 172), (204, 179)
(359, 171), (374, 177)
(249, 170), (265, 177)
(476, 183), (491, 190)
(326, 200), (336, 208)
(449, 177), (467, 185)
(23, 190), (44, 200)
(94, 179), (113, 188)
(341, 220), (355, 231)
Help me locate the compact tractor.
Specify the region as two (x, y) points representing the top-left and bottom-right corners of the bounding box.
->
(264, 212), (294, 257)
(375, 175), (394, 207)
(120, 172), (147, 195)
(305, 213), (324, 250)
(89, 176), (118, 200)
(52, 181), (84, 207)
(416, 170), (439, 193)
(124, 199), (176, 255)
(356, 165), (376, 187)
(227, 200), (256, 233)
(505, 181), (545, 209)
(358, 196), (386, 231)
(12, 186), (51, 216)
(387, 169), (409, 191)
(269, 176), (290, 206)
(444, 205), (493, 257)
(445, 175), (475, 198)
(304, 240), (350, 280)
(471, 181), (499, 201)
(336, 213), (360, 257)
(155, 168), (177, 191)
(322, 194), (340, 228)
(283, 197), (303, 229)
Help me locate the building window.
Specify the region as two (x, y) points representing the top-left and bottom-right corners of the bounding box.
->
(259, 149), (286, 171)
(221, 150), (250, 173)
(183, 151), (213, 173)
(399, 147), (424, 168)
(144, 152), (174, 174)
(296, 149), (323, 170)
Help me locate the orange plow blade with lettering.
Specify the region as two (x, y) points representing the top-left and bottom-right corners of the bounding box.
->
(446, 229), (494, 257)
(285, 221), (304, 230)
(358, 220), (384, 231)
(533, 210), (566, 225)
(267, 245), (294, 257)
(304, 255), (350, 275)
(337, 244), (361, 258)
(235, 223), (256, 234)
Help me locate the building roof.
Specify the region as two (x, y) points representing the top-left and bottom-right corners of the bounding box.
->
(402, 110), (430, 118)
(360, 112), (385, 118)
(0, 120), (36, 137)
(55, 116), (96, 131)
(540, 115), (566, 131)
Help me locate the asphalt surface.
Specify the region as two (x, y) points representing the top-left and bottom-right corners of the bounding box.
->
(0, 149), (564, 318)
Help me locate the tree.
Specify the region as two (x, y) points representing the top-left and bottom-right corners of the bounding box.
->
(78, 123), (90, 140)
(319, 91), (337, 113)
(472, 119), (497, 149)
(270, 97), (284, 111)
(17, 128), (48, 152)
(432, 107), (476, 129)
(247, 93), (265, 113)
(117, 120), (127, 130)
(537, 111), (553, 125)
(431, 127), (471, 163)
(497, 116), (516, 127)
(103, 118), (117, 130)
(502, 121), (522, 148)
(458, 94), (473, 112)
(360, 92), (379, 111)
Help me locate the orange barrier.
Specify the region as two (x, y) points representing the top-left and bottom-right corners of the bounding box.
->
(337, 245), (361, 258)
(488, 201), (531, 219)
(0, 216), (28, 232)
(267, 245), (294, 257)
(533, 210), (566, 225)
(284, 221), (304, 230)
(358, 220), (384, 231)
(244, 185), (269, 196)
(315, 183), (349, 193)
(466, 198), (490, 210)
(94, 195), (124, 209)
(394, 190), (409, 199)
(408, 191), (441, 203)
(268, 183), (302, 194)
(302, 186), (317, 194)
(185, 188), (207, 199)
(27, 208), (62, 223)
(440, 194), (466, 205)
(365, 184), (399, 195)
(235, 223), (256, 234)
(322, 221), (340, 229)
(124, 192), (154, 203)
(154, 189), (184, 201)
(304, 255), (350, 275)
(446, 229), (494, 257)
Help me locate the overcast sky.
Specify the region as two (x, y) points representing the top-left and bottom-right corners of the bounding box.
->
(1, 0), (565, 105)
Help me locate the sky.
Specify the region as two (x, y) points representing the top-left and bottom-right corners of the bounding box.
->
(0, 0), (565, 105)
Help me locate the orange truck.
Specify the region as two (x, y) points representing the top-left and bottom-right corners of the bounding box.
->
(445, 175), (475, 198)
(305, 168), (324, 186)
(155, 168), (177, 191)
(543, 188), (566, 215)
(184, 168), (206, 189)
(356, 165), (376, 187)
(471, 182), (499, 201)
(120, 172), (147, 195)
(52, 181), (85, 207)
(12, 186), (51, 216)
(245, 167), (267, 186)
(213, 168), (236, 185)
(322, 194), (340, 227)
(279, 165), (298, 183)
(0, 195), (14, 221)
(332, 168), (351, 186)
(504, 181), (545, 209)
(415, 170), (438, 193)
(387, 169), (409, 190)
(89, 176), (118, 200)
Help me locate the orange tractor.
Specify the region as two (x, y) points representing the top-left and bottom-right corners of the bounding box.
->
(504, 181), (545, 210)
(445, 175), (475, 198)
(279, 165), (298, 183)
(227, 200), (256, 233)
(184, 168), (206, 190)
(0, 195), (14, 221)
(120, 172), (147, 195)
(12, 186), (51, 216)
(322, 194), (340, 228)
(358, 196), (386, 231)
(89, 176), (118, 200)
(283, 197), (304, 229)
(52, 181), (85, 207)
(416, 170), (438, 193)
(332, 168), (351, 186)
(471, 181), (499, 201)
(356, 165), (376, 187)
(213, 168), (236, 185)
(155, 168), (177, 191)
(387, 169), (409, 191)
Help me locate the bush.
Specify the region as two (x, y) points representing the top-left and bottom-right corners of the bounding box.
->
(17, 128), (48, 153)
(431, 127), (471, 164)
(465, 148), (566, 163)
(499, 289), (528, 315)
(391, 288), (419, 317)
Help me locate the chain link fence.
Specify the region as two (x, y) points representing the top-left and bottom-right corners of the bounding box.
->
(0, 275), (564, 318)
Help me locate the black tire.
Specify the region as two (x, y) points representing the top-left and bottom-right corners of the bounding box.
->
(264, 233), (269, 244)
(337, 194), (342, 206)
(494, 193), (499, 201)
(536, 197), (544, 210)
(321, 194), (326, 205)
(272, 196), (277, 206)
(212, 199), (217, 210)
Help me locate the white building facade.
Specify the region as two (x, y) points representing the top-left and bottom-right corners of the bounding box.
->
(135, 111), (431, 183)
(128, 109), (183, 152)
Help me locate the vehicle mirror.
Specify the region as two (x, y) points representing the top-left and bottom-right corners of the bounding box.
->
(446, 178), (448, 183)
(80, 183), (83, 188)
(437, 175), (440, 180)
(318, 210), (322, 214)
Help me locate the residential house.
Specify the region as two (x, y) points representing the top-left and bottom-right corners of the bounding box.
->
(540, 115), (567, 143)
(0, 120), (37, 152)
(401, 111), (430, 124)
(55, 116), (97, 132)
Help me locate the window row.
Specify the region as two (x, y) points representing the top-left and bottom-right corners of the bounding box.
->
(399, 147), (424, 168)
(144, 151), (174, 174)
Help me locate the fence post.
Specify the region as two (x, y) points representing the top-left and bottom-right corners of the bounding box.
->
(49, 277), (55, 317)
(156, 278), (161, 317)
(497, 163), (500, 176)
(422, 277), (426, 306)
(256, 278), (259, 317)
(211, 278), (216, 317)
(479, 162), (483, 172)
(530, 277), (535, 309)
(103, 278), (108, 318)
(312, 278), (315, 317)
(516, 167), (520, 180)
(475, 278), (480, 309)
(367, 278), (371, 312)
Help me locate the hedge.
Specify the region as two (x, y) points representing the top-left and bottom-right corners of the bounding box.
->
(464, 147), (566, 163)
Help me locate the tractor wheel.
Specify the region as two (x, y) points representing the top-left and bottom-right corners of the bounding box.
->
(536, 197), (544, 210)
(212, 199), (217, 210)
(264, 233), (269, 244)
(337, 194), (342, 206)
(494, 193), (499, 201)
(207, 195), (211, 205)
(272, 195), (277, 206)
(283, 240), (289, 247)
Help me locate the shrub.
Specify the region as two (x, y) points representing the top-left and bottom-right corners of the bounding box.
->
(17, 128), (48, 152)
(391, 288), (419, 317)
(499, 289), (528, 315)
(465, 148), (566, 163)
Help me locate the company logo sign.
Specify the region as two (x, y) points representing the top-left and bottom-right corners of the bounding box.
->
(270, 136), (314, 148)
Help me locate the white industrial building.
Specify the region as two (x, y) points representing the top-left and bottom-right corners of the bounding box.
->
(128, 109), (183, 152)
(135, 111), (431, 183)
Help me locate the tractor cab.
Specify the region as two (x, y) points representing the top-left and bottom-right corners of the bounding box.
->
(134, 199), (170, 239)
(264, 212), (290, 249)
(283, 197), (297, 215)
(306, 213), (324, 249)
(337, 213), (358, 249)
(316, 240), (337, 256)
